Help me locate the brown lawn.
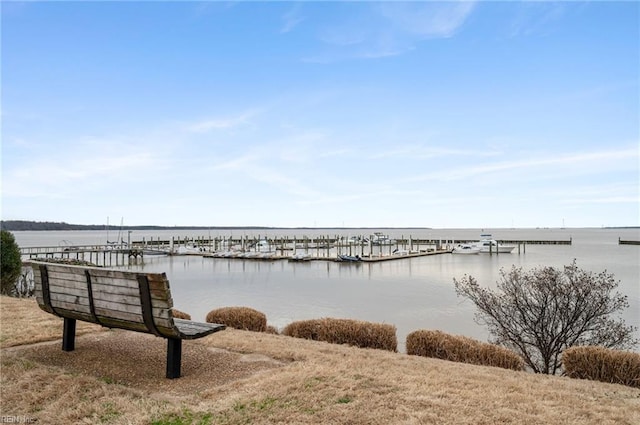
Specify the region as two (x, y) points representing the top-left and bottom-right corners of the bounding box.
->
(1, 295), (638, 424)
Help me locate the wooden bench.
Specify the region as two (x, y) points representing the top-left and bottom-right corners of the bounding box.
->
(30, 261), (225, 379)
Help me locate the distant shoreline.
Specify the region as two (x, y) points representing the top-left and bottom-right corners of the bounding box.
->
(1, 220), (433, 232)
(1, 220), (637, 232)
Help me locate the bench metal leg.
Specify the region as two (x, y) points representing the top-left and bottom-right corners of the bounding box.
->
(166, 338), (182, 379)
(62, 318), (76, 351)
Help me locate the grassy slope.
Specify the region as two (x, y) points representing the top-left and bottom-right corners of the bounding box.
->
(0, 295), (638, 424)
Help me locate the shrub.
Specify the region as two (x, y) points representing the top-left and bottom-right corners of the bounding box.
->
(1, 230), (22, 296)
(265, 325), (279, 335)
(282, 318), (397, 352)
(206, 306), (267, 332)
(171, 309), (191, 320)
(406, 329), (524, 371)
(454, 261), (637, 374)
(562, 346), (640, 388)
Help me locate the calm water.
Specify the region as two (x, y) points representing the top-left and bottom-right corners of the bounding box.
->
(13, 228), (640, 352)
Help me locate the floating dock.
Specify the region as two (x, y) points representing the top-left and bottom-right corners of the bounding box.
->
(19, 233), (574, 266)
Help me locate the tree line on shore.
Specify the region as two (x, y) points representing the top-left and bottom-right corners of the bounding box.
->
(0, 220), (274, 232)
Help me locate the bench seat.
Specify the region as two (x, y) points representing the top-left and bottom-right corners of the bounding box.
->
(30, 261), (225, 378)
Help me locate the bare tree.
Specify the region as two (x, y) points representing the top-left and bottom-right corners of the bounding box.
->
(454, 261), (637, 374)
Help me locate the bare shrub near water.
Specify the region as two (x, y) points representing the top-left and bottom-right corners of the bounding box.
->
(282, 318), (397, 352)
(406, 329), (525, 371)
(454, 261), (637, 374)
(206, 306), (267, 332)
(562, 346), (640, 388)
(171, 309), (191, 320)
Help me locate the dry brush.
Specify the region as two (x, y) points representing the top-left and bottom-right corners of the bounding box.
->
(562, 346), (640, 388)
(282, 318), (397, 352)
(406, 329), (525, 371)
(206, 306), (267, 332)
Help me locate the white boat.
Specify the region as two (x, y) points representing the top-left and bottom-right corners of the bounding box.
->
(452, 244), (480, 255)
(175, 244), (205, 255)
(472, 235), (515, 253)
(337, 254), (362, 262)
(255, 239), (274, 252)
(371, 232), (395, 245)
(290, 252), (311, 262)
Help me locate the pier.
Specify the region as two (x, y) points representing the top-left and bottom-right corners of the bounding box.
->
(619, 238), (640, 245)
(19, 244), (162, 266)
(19, 234), (573, 265)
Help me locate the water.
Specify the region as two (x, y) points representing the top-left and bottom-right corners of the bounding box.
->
(12, 227), (640, 352)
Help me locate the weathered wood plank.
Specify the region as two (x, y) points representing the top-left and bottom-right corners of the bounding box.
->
(47, 277), (89, 289)
(151, 298), (173, 311)
(174, 319), (225, 339)
(92, 298), (171, 317)
(44, 268), (87, 283)
(53, 308), (95, 323)
(49, 284), (89, 298)
(85, 274), (140, 289)
(93, 304), (170, 324)
(94, 307), (144, 324)
(91, 275), (170, 299)
(91, 268), (164, 281)
(32, 267), (42, 281)
(95, 309), (171, 329)
(50, 299), (91, 314)
(93, 299), (142, 315)
(50, 292), (90, 307)
(91, 282), (170, 301)
(35, 294), (55, 315)
(91, 292), (145, 307)
(95, 317), (150, 333)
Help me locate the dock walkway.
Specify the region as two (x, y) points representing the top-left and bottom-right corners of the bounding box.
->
(19, 234), (573, 265)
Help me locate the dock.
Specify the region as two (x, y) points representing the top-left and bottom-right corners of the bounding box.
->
(619, 238), (640, 245)
(19, 244), (163, 266)
(19, 234), (573, 265)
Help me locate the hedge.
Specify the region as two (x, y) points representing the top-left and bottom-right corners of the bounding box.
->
(562, 346), (640, 388)
(206, 306), (267, 332)
(282, 318), (397, 352)
(406, 329), (524, 371)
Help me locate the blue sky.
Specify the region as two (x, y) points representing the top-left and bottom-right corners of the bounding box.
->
(1, 1), (638, 228)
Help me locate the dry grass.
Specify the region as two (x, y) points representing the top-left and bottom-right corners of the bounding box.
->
(406, 329), (525, 371)
(283, 318), (397, 352)
(206, 306), (267, 332)
(563, 346), (640, 388)
(1, 295), (639, 425)
(0, 297), (105, 348)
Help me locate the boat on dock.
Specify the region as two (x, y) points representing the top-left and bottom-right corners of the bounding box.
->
(337, 254), (362, 262)
(371, 232), (395, 245)
(289, 252), (312, 262)
(472, 235), (515, 253)
(452, 244), (480, 255)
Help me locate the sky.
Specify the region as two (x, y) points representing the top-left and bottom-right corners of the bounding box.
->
(1, 1), (638, 228)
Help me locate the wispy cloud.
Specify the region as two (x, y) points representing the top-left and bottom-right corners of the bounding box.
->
(378, 1), (477, 39)
(186, 110), (257, 133)
(306, 1), (476, 62)
(281, 3), (305, 34)
(509, 2), (566, 38)
(406, 146), (639, 183)
(557, 182), (639, 205)
(3, 139), (161, 198)
(367, 144), (502, 160)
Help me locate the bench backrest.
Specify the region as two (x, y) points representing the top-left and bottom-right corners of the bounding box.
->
(31, 261), (182, 339)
